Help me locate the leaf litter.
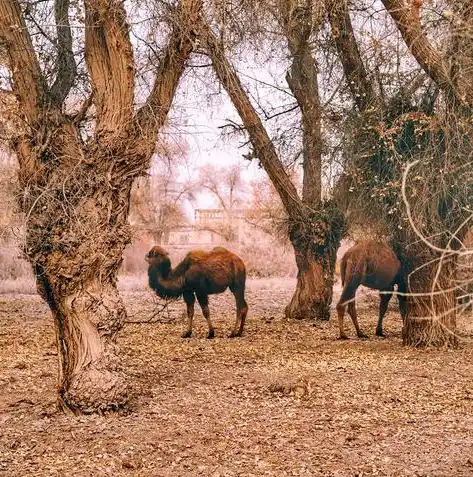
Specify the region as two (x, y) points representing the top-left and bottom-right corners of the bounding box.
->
(1, 279), (473, 476)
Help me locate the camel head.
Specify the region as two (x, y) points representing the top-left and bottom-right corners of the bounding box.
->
(145, 246), (171, 277)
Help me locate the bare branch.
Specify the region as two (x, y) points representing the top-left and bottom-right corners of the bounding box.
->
(381, 0), (460, 105)
(137, 0), (202, 140)
(50, 0), (77, 106)
(84, 0), (135, 137)
(326, 0), (379, 112)
(200, 20), (304, 218)
(0, 0), (47, 123)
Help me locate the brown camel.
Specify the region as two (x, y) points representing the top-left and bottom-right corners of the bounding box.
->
(336, 240), (407, 339)
(145, 246), (248, 339)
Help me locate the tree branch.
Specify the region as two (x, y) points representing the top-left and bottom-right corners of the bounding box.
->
(200, 20), (304, 219)
(84, 0), (135, 138)
(381, 0), (460, 105)
(279, 0), (322, 206)
(0, 0), (47, 123)
(136, 0), (202, 140)
(50, 0), (77, 106)
(326, 0), (379, 112)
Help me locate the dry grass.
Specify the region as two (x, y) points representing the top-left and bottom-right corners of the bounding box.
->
(2, 278), (473, 476)
(121, 240), (298, 279)
(0, 240), (298, 296)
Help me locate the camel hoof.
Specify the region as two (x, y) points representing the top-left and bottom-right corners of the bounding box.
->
(182, 330), (192, 339)
(207, 329), (215, 339)
(376, 331), (386, 338)
(357, 332), (369, 339)
(339, 335), (349, 340)
(229, 331), (241, 338)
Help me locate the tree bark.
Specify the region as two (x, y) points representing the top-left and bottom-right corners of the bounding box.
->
(15, 113), (134, 412)
(402, 246), (457, 347)
(381, 0), (461, 106)
(0, 0), (201, 413)
(35, 248), (129, 413)
(285, 239), (338, 321)
(280, 0), (322, 206)
(326, 0), (379, 112)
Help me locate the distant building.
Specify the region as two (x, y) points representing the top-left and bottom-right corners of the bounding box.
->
(167, 208), (269, 248)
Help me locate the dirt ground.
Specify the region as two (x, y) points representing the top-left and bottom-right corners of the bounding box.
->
(1, 278), (473, 477)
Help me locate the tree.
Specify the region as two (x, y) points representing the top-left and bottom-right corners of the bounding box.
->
(328, 0), (473, 346)
(378, 0), (473, 347)
(0, 0), (202, 413)
(196, 164), (247, 241)
(196, 0), (346, 320)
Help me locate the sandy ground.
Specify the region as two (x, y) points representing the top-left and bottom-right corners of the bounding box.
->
(1, 278), (473, 477)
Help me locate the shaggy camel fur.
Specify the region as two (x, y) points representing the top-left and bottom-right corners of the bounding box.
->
(146, 246), (248, 338)
(336, 240), (407, 339)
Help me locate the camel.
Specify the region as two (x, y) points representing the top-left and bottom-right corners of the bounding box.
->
(145, 246), (248, 339)
(336, 240), (407, 339)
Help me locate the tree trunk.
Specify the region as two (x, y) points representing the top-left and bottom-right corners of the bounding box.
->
(26, 161), (134, 412)
(36, 265), (128, 413)
(285, 206), (346, 321)
(285, 242), (337, 320)
(14, 114), (136, 413)
(1, 0), (201, 413)
(402, 246), (457, 347)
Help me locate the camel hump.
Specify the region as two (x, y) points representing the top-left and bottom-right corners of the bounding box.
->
(211, 246), (230, 254)
(211, 247), (245, 265)
(341, 240), (400, 290)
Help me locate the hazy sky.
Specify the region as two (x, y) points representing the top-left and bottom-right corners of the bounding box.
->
(170, 67), (272, 213)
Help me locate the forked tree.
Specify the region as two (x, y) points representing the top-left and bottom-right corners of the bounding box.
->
(196, 0), (346, 321)
(0, 0), (202, 413)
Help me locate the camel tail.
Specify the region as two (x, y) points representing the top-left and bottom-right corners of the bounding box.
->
(338, 256), (364, 306)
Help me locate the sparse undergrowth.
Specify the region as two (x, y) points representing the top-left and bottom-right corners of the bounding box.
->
(1, 278), (473, 476)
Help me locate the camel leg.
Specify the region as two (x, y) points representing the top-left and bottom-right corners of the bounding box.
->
(336, 300), (349, 340)
(197, 294), (215, 339)
(229, 287), (248, 338)
(337, 287), (357, 340)
(376, 289), (393, 337)
(397, 280), (408, 324)
(237, 297), (249, 336)
(347, 301), (368, 339)
(182, 291), (195, 338)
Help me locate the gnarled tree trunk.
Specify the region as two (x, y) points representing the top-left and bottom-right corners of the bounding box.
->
(285, 244), (337, 321)
(0, 0), (202, 412)
(402, 246), (457, 348)
(36, 266), (129, 412)
(285, 207), (346, 320)
(28, 157), (134, 411)
(16, 111), (139, 411)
